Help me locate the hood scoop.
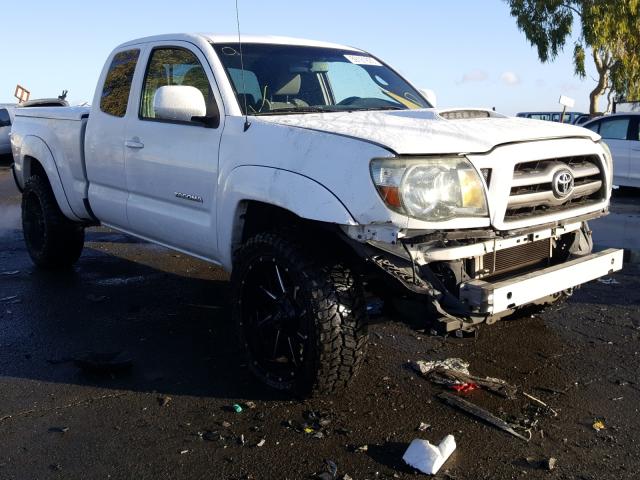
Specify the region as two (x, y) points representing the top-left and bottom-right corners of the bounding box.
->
(439, 109), (492, 120)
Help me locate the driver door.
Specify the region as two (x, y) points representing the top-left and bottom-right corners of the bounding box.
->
(124, 42), (224, 259)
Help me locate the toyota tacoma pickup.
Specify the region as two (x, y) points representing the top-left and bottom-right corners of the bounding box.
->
(10, 34), (623, 396)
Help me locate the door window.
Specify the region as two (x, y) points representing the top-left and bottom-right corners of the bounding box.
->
(100, 49), (140, 117)
(585, 121), (600, 133)
(140, 48), (215, 123)
(599, 117), (630, 140)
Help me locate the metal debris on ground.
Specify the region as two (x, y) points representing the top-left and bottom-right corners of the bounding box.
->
(592, 420), (606, 431)
(522, 392), (558, 417)
(73, 351), (133, 374)
(0, 270), (19, 276)
(412, 358), (517, 398)
(438, 392), (530, 442)
(402, 435), (456, 475)
(597, 277), (620, 285)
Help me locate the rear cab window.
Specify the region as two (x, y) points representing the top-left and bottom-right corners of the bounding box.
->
(100, 49), (140, 117)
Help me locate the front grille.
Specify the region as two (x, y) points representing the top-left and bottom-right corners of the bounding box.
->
(505, 155), (604, 221)
(480, 238), (551, 278)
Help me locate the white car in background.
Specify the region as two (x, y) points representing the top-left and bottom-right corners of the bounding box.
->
(0, 105), (15, 155)
(583, 113), (640, 188)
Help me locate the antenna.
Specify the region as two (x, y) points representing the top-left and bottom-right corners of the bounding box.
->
(235, 0), (251, 131)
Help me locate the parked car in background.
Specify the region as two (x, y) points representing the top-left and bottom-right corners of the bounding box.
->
(516, 111), (587, 124)
(583, 113), (640, 188)
(0, 105), (16, 155)
(573, 114), (591, 125)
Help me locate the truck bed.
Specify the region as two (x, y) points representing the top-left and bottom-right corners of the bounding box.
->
(12, 106), (93, 221)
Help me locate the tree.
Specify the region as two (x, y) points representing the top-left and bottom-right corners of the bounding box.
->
(505, 0), (640, 114)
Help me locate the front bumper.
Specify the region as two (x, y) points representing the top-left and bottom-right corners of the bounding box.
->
(459, 248), (623, 314)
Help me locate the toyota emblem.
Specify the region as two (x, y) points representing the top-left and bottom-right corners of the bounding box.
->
(552, 169), (574, 198)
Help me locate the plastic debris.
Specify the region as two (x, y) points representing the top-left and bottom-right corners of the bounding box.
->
(0, 270), (19, 276)
(451, 382), (479, 393)
(232, 403), (243, 413)
(413, 358), (516, 398)
(593, 420), (606, 431)
(402, 435), (456, 475)
(158, 396), (172, 407)
(597, 277), (619, 285)
(0, 295), (19, 304)
(245, 401), (257, 409)
(355, 445), (368, 453)
(438, 392), (529, 442)
(257, 438), (266, 447)
(180, 449), (189, 455)
(417, 422), (431, 432)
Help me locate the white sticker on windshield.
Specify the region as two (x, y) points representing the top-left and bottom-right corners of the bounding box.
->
(344, 54), (382, 66)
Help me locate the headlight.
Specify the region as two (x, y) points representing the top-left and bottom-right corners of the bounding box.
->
(370, 157), (488, 221)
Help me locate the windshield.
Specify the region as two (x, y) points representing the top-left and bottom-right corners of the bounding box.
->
(212, 43), (429, 115)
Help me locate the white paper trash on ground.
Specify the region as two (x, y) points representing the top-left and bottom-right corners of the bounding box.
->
(402, 435), (456, 475)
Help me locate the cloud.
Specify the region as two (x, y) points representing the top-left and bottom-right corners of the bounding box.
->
(459, 69), (488, 84)
(501, 71), (521, 86)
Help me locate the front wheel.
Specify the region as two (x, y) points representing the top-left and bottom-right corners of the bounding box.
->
(22, 175), (85, 269)
(231, 232), (369, 397)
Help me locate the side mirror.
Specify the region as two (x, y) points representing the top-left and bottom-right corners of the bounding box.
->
(419, 88), (437, 108)
(153, 85), (207, 123)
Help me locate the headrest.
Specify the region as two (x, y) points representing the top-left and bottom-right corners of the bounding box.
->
(274, 75), (301, 96)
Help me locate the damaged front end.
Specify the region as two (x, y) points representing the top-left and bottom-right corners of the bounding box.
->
(343, 215), (623, 334)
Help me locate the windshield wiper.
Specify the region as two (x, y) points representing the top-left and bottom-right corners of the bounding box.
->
(257, 106), (338, 115)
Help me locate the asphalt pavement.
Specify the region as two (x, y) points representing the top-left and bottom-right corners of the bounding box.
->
(1, 156), (639, 480)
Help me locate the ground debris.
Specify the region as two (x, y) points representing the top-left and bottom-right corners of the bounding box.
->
(157, 396), (172, 407)
(48, 426), (69, 433)
(412, 358), (517, 398)
(525, 456), (557, 471)
(438, 392), (529, 442)
(593, 420), (606, 431)
(403, 435), (456, 475)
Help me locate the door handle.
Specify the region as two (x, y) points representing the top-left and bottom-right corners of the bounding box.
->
(125, 138), (144, 149)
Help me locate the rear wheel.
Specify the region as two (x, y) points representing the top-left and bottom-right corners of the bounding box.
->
(22, 175), (85, 269)
(231, 232), (368, 397)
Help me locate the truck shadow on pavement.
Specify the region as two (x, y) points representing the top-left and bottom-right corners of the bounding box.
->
(0, 227), (290, 402)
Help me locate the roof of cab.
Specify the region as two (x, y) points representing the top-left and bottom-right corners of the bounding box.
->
(117, 33), (363, 52)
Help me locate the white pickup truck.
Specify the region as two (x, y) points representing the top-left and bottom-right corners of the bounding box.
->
(10, 33), (623, 396)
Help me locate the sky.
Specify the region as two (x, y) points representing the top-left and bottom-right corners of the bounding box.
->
(0, 0), (604, 115)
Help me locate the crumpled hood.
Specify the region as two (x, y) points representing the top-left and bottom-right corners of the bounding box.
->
(256, 108), (600, 155)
